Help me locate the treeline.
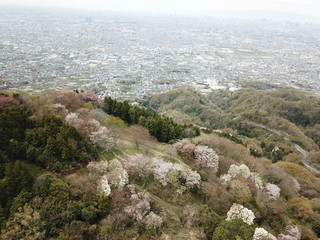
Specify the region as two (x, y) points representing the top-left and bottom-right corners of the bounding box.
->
(0, 107), (96, 173)
(0, 162), (110, 239)
(103, 97), (200, 143)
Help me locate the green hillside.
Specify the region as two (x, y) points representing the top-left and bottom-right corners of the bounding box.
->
(1, 88), (320, 239)
(144, 88), (228, 128)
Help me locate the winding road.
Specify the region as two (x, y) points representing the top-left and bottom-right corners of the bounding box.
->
(244, 120), (320, 175)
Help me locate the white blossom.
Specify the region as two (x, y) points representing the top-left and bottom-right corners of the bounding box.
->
(89, 126), (118, 151)
(194, 145), (219, 173)
(144, 211), (163, 229)
(124, 191), (151, 222)
(251, 173), (264, 190)
(123, 155), (200, 189)
(98, 175), (111, 196)
(87, 161), (109, 174)
(226, 203), (255, 225)
(173, 139), (192, 151)
(229, 164), (252, 179)
(265, 183), (281, 201)
(53, 103), (67, 110)
(124, 186), (163, 229)
(221, 164), (264, 190)
(253, 228), (277, 240)
(107, 159), (129, 188)
(123, 154), (154, 177)
(152, 159), (182, 186)
(65, 112), (83, 127)
(184, 169), (201, 188)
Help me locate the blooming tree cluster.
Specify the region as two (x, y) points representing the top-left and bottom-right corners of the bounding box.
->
(226, 203), (255, 225)
(253, 228), (277, 240)
(180, 143), (196, 159)
(52, 103), (68, 117)
(194, 145), (219, 172)
(87, 161), (109, 174)
(66, 112), (118, 151)
(278, 225), (301, 240)
(175, 140), (220, 173)
(221, 164), (284, 201)
(97, 175), (111, 196)
(144, 211), (163, 230)
(79, 91), (102, 107)
(185, 169), (201, 189)
(122, 154), (154, 178)
(65, 112), (100, 137)
(87, 159), (128, 196)
(265, 183), (281, 201)
(106, 159), (129, 189)
(89, 126), (118, 151)
(124, 185), (163, 230)
(152, 160), (182, 186)
(65, 112), (82, 127)
(123, 154), (201, 192)
(221, 164), (264, 190)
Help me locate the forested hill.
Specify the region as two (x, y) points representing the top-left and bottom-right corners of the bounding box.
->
(146, 87), (320, 148)
(143, 88), (227, 128)
(1, 88), (320, 239)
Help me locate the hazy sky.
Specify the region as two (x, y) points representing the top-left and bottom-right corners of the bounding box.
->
(0, 0), (319, 17)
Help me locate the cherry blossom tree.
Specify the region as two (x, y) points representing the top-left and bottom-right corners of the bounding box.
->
(50, 89), (83, 111)
(106, 159), (129, 189)
(180, 143), (196, 159)
(184, 169), (201, 189)
(123, 154), (201, 191)
(144, 211), (163, 230)
(66, 112), (101, 139)
(53, 103), (68, 117)
(123, 154), (154, 178)
(124, 185), (163, 229)
(265, 183), (281, 201)
(226, 203), (255, 225)
(253, 228), (277, 240)
(221, 164), (264, 190)
(79, 91), (102, 107)
(97, 175), (111, 196)
(89, 126), (118, 151)
(176, 141), (219, 174)
(65, 112), (83, 128)
(124, 185), (151, 222)
(278, 225), (301, 240)
(194, 145), (220, 172)
(87, 161), (109, 174)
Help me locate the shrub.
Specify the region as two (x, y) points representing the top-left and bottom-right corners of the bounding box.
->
(276, 162), (313, 180)
(212, 219), (255, 240)
(81, 206), (99, 224)
(287, 197), (313, 221)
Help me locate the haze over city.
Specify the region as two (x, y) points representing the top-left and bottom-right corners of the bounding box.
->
(0, 0), (319, 17)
